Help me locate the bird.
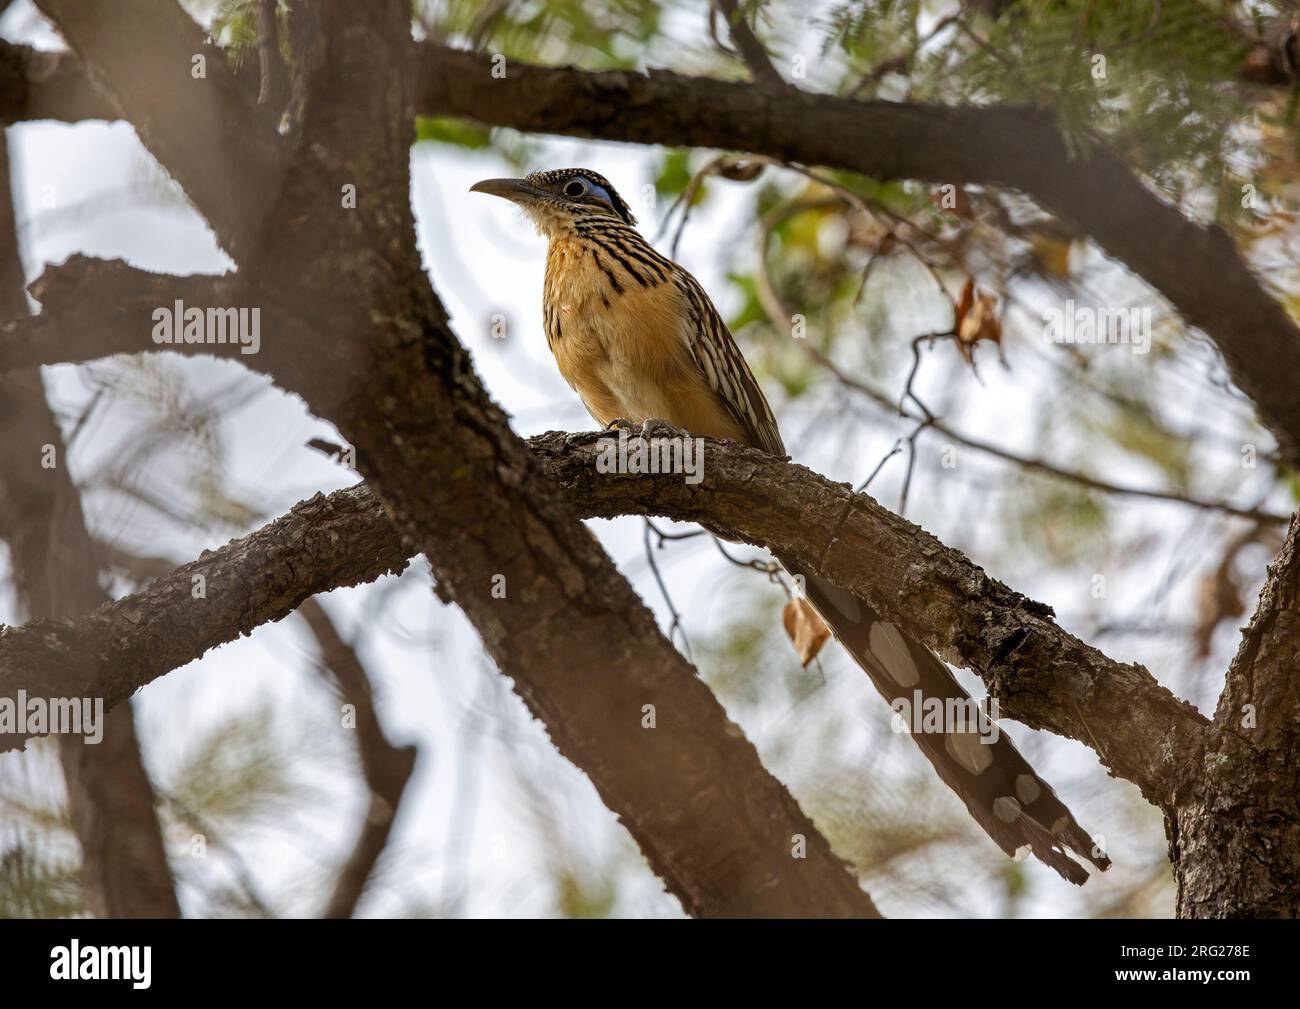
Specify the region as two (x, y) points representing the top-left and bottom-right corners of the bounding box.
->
(471, 167), (1110, 886)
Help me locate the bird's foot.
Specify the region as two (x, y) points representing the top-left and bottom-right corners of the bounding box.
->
(605, 417), (638, 432)
(638, 417), (674, 440)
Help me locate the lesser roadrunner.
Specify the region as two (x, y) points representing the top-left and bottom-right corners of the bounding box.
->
(472, 168), (1109, 885)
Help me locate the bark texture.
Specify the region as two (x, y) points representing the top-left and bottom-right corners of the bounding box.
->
(1172, 511), (1300, 917)
(0, 430), (1210, 808)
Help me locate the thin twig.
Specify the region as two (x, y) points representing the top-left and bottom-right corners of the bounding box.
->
(804, 343), (1290, 526)
(897, 418), (932, 517)
(850, 8), (966, 97)
(643, 519), (694, 660)
(713, 0), (787, 91)
(857, 437), (903, 492)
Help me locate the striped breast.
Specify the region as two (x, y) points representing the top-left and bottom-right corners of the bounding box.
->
(542, 227), (773, 450)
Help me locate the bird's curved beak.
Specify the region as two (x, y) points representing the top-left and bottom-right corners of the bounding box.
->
(469, 177), (533, 204)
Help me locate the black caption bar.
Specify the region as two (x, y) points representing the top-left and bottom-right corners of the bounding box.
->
(0, 918), (1280, 996)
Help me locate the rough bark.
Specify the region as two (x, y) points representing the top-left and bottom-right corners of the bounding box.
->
(1171, 510), (1300, 917)
(33, 0), (284, 260)
(0, 431), (1210, 809)
(529, 430), (1211, 805)
(0, 255), (254, 373)
(160, 2), (880, 918)
(0, 485), (410, 744)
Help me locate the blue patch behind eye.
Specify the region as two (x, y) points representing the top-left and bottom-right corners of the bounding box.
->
(585, 181), (613, 206)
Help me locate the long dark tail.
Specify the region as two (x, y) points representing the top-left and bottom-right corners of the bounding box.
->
(782, 559), (1110, 885)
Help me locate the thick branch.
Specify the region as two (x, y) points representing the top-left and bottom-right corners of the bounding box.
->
(0, 256), (255, 372)
(415, 44), (1300, 467)
(32, 0), (285, 260)
(0, 41), (118, 122)
(1, 432), (1209, 809)
(0, 470), (880, 917)
(0, 484), (411, 753)
(530, 429), (1210, 806)
(1172, 510), (1300, 917)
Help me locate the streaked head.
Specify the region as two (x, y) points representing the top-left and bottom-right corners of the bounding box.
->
(470, 168), (636, 237)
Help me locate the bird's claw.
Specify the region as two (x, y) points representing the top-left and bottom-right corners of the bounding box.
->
(604, 417), (674, 440)
(638, 418), (673, 440)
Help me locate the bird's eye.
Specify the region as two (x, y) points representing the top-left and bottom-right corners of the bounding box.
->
(563, 179), (587, 198)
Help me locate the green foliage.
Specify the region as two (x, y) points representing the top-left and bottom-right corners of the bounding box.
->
(415, 116), (494, 150)
(818, 2), (1255, 206)
(653, 150), (702, 202)
(725, 271), (768, 335)
(942, 2), (1246, 190)
(212, 0), (263, 68)
(163, 703), (309, 830)
(0, 843), (84, 919)
(1011, 476), (1111, 565)
(431, 0), (663, 69)
(822, 0), (924, 67)
(1096, 397), (1193, 488)
(555, 871), (618, 918)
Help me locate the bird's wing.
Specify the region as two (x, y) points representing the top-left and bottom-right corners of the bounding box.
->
(672, 268), (786, 457)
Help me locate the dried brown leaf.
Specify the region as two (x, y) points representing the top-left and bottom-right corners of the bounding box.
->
(783, 596), (831, 667)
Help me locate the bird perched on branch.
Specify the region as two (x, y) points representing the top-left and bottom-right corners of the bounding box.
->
(472, 167), (1109, 885)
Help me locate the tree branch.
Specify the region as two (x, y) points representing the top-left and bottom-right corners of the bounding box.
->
(713, 0), (786, 91)
(0, 134), (179, 918)
(0, 431), (1210, 810)
(11, 33), (1299, 462)
(0, 256), (257, 372)
(32, 0), (285, 260)
(18, 0), (1292, 919)
(529, 428), (1211, 807)
(0, 484), (411, 754)
(414, 43), (1300, 467)
(1172, 510), (1300, 916)
(298, 597), (417, 920)
(102, 541), (417, 918)
(801, 343), (1289, 526)
(1214, 511), (1300, 743)
(0, 40), (118, 123)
